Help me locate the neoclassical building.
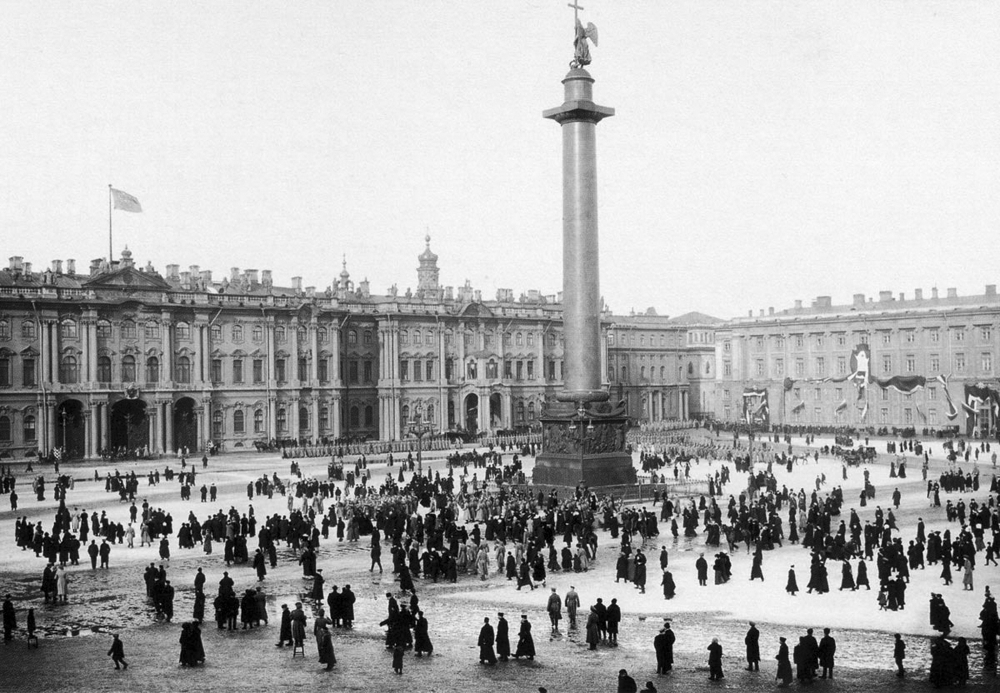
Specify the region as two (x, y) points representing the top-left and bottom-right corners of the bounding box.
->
(714, 286), (1000, 435)
(0, 239), (637, 459)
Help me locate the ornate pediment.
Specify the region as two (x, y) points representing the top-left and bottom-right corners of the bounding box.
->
(83, 266), (172, 291)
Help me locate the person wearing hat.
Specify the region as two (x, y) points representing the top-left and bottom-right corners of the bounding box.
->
(707, 637), (724, 680)
(478, 617), (497, 665)
(513, 614), (535, 660)
(653, 623), (674, 674)
(107, 633), (128, 670)
(617, 668), (638, 693)
(290, 602), (307, 648)
(310, 568), (325, 601)
(775, 636), (793, 686)
(564, 585), (580, 629)
(496, 612), (511, 661)
(696, 553), (709, 586)
(275, 604), (293, 647)
(745, 622), (760, 671)
(546, 588), (562, 632)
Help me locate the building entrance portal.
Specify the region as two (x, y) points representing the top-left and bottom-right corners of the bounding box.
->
(110, 399), (149, 453)
(56, 400), (85, 459)
(464, 394), (479, 435)
(489, 393), (503, 430)
(173, 397), (198, 453)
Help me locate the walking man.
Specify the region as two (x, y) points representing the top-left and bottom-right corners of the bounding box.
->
(564, 585), (580, 628)
(107, 633), (128, 670)
(546, 588), (562, 632)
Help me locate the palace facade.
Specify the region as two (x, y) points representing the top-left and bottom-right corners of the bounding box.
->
(0, 239), (709, 460)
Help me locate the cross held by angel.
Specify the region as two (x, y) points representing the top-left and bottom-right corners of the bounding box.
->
(568, 2), (599, 68)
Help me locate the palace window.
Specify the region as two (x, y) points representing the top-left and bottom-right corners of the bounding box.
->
(317, 327), (327, 344)
(121, 355), (136, 382)
(527, 333), (534, 346)
(60, 355), (78, 384)
(882, 355), (892, 373)
(232, 325), (244, 342)
(930, 355), (940, 372)
(277, 408), (286, 433)
(815, 357), (825, 376)
(881, 332), (891, 345)
(60, 320), (77, 339)
(317, 358), (328, 383)
(96, 320), (112, 339)
(364, 360), (374, 383)
(254, 409), (264, 434)
(953, 329), (965, 342)
(275, 326), (285, 343)
(929, 329), (940, 343)
(348, 330), (357, 345)
(252, 325), (263, 342)
(425, 361), (433, 381)
(982, 353), (993, 372)
(400, 360), (409, 382)
(23, 415), (35, 442)
(275, 358), (286, 383)
(21, 320), (35, 339)
(837, 356), (847, 375)
(983, 327), (993, 342)
(233, 359), (244, 383)
(365, 405), (374, 426)
(234, 410), (245, 434)
(905, 356), (915, 373)
(349, 361), (359, 384)
(364, 330), (373, 345)
(0, 355), (9, 386)
(23, 357), (36, 387)
(212, 410), (223, 436)
(176, 322), (191, 340)
(414, 359), (423, 381)
(755, 359), (764, 376)
(298, 357), (308, 382)
(146, 356), (159, 384)
(350, 406), (360, 428)
(175, 356), (191, 383)
(401, 330), (409, 346)
(0, 416), (9, 442)
(319, 407), (328, 431)
(467, 360), (477, 379)
(486, 360), (498, 379)
(253, 359), (263, 383)
(211, 324), (222, 341)
(211, 359), (223, 383)
(527, 360), (535, 380)
(955, 353), (966, 372)
(145, 322), (159, 339)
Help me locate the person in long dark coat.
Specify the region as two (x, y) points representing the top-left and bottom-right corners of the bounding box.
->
(341, 585), (356, 628)
(745, 622), (760, 671)
(240, 589), (256, 629)
(276, 604), (293, 646)
(290, 603), (307, 647)
(607, 598), (622, 645)
(707, 637), (724, 680)
(517, 559), (535, 591)
(414, 611), (433, 656)
(775, 637), (793, 687)
(2, 595), (16, 642)
(856, 560), (871, 590)
(750, 548), (764, 581)
(478, 617), (497, 664)
(310, 569), (325, 601)
(398, 564), (415, 593)
(696, 554), (709, 586)
(513, 614), (535, 659)
(634, 551), (647, 593)
(317, 623), (336, 670)
(661, 569), (676, 599)
(496, 612), (511, 661)
(786, 565), (798, 595)
(654, 625), (674, 674)
(839, 561), (855, 591)
(586, 606), (600, 650)
(818, 628), (836, 679)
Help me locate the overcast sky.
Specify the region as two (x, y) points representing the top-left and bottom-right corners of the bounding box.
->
(2, 1), (998, 320)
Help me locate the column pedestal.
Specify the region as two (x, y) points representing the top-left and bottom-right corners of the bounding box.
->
(533, 400), (635, 490)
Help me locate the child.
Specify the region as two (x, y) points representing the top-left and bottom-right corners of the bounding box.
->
(392, 643), (404, 674)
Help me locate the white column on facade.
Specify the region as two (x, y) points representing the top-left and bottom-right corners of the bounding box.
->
(164, 401), (174, 454)
(85, 406), (97, 459)
(101, 402), (110, 451)
(81, 320), (92, 385)
(332, 321), (342, 386)
(148, 408), (158, 454)
(311, 395), (319, 441)
(437, 327), (446, 432)
(310, 322), (319, 385)
(331, 395), (341, 439)
(290, 318), (300, 387)
(45, 402), (56, 454)
(161, 315), (173, 384)
(289, 397), (300, 441)
(266, 320), (276, 388)
(268, 396), (277, 441)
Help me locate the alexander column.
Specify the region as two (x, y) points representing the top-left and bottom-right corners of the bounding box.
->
(533, 4), (636, 490)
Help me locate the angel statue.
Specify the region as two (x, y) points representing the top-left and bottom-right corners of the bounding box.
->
(572, 18), (598, 68)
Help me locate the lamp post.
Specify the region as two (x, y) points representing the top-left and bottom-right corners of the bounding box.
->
(406, 412), (434, 478)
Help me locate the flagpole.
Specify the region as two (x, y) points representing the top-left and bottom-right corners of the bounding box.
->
(108, 184), (113, 262)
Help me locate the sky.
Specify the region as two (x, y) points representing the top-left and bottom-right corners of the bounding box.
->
(2, 1), (998, 320)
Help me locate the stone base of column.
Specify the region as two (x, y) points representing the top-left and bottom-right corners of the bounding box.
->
(532, 400), (636, 491)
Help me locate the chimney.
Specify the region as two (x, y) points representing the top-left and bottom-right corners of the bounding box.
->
(291, 276), (303, 292)
(768, 307), (774, 316)
(166, 264), (180, 280)
(794, 300), (802, 310)
(758, 309), (764, 317)
(260, 270), (272, 287)
(914, 288), (923, 300)
(932, 287), (939, 299)
(51, 260), (63, 274)
(815, 296), (832, 308)
(245, 269), (258, 285)
(188, 266), (200, 281)
(23, 262), (31, 275)
(878, 290), (893, 302)
(9, 256), (23, 271)
(898, 292), (905, 301)
(200, 270), (212, 285)
(66, 259), (75, 274)
(306, 286), (315, 297)
(90, 258), (102, 275)
(947, 287), (957, 298)
(987, 284), (997, 297)
(230, 267), (240, 281)
(180, 271), (191, 288)
(748, 310), (753, 317)
(853, 293), (866, 306)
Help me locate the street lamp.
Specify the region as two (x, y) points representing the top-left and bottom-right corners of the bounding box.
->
(406, 412), (434, 477)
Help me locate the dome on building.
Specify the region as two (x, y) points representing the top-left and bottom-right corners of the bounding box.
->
(418, 234), (438, 264)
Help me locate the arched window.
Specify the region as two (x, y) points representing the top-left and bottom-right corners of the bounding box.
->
(365, 405), (374, 426)
(96, 319), (112, 338)
(175, 322), (191, 340)
(687, 362), (694, 376)
(97, 356), (112, 383)
(319, 407), (329, 431)
(347, 330), (357, 345)
(299, 406), (309, 431)
(121, 319), (136, 339)
(60, 319), (77, 339)
(0, 415), (10, 441)
(21, 320), (36, 339)
(426, 404), (435, 423)
(252, 325), (263, 342)
(350, 406), (360, 428)
(253, 409), (263, 434)
(528, 401), (536, 419)
(660, 366), (666, 380)
(232, 324), (243, 342)
(401, 330), (409, 346)
(296, 327), (306, 345)
(640, 366), (646, 380)
(121, 355), (136, 382)
(233, 410), (245, 434)
(175, 355), (191, 383)
(0, 320), (10, 340)
(486, 360), (498, 379)
(146, 356), (159, 384)
(212, 410), (223, 436)
(210, 324), (222, 341)
(517, 401), (525, 422)
(145, 321), (159, 339)
(0, 353), (10, 386)
(413, 331), (422, 346)
(515, 332), (523, 346)
(364, 330), (373, 345)
(317, 328), (327, 344)
(467, 360), (477, 380)
(401, 404), (410, 423)
(275, 326), (286, 343)
(276, 407), (287, 433)
(23, 414), (36, 442)
(60, 355), (78, 384)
